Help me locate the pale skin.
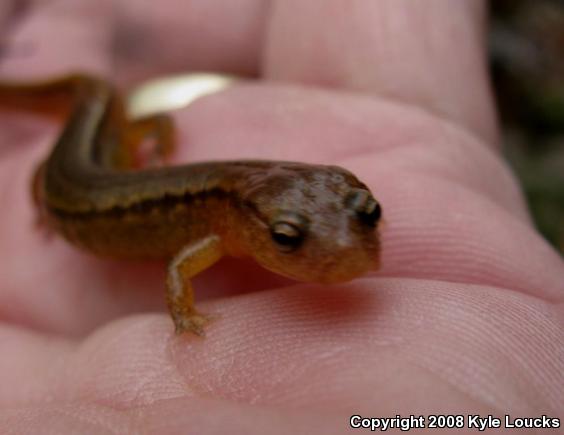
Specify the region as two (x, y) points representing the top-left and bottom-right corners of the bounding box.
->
(0, 1), (562, 434)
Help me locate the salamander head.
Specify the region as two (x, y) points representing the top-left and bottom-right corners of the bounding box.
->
(234, 163), (381, 283)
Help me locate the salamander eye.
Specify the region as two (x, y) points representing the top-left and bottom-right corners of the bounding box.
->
(270, 222), (304, 252)
(345, 189), (382, 227)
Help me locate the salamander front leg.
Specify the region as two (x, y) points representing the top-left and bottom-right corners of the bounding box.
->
(166, 235), (223, 336)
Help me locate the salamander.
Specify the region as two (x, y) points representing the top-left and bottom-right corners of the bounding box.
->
(0, 75), (382, 335)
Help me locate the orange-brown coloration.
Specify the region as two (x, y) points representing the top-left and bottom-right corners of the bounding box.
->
(0, 75), (382, 335)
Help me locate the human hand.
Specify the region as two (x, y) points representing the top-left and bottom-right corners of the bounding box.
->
(1, 1), (562, 433)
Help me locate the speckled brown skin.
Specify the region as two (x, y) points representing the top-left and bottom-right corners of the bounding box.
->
(0, 75), (382, 335)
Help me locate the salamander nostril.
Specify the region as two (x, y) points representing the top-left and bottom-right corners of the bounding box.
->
(345, 189), (382, 226)
(358, 199), (381, 227)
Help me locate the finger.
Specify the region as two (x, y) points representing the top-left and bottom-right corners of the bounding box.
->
(0, 401), (344, 435)
(0, 0), (115, 77)
(0, 1), (20, 35)
(0, 0), (267, 81)
(263, 0), (498, 145)
(1, 280), (561, 424)
(112, 0), (267, 82)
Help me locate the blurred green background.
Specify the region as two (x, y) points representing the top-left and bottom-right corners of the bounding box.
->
(490, 0), (563, 254)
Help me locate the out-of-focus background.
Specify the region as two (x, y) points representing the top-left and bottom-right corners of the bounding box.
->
(490, 0), (563, 254)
